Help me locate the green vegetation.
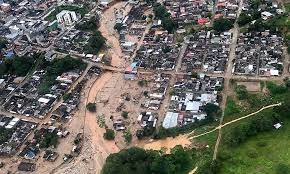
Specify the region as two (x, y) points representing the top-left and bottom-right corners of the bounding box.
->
(35, 130), (58, 148)
(45, 5), (89, 21)
(0, 37), (7, 50)
(86, 103), (96, 112)
(224, 97), (241, 116)
(0, 128), (14, 144)
(136, 126), (156, 139)
(103, 129), (115, 140)
(97, 115), (106, 128)
(223, 109), (278, 146)
(0, 55), (35, 77)
(121, 111), (129, 119)
(84, 31), (106, 54)
(123, 130), (132, 143)
(138, 79), (148, 87)
(63, 93), (72, 101)
(285, 3), (290, 13)
(38, 56), (86, 94)
(266, 81), (288, 95)
(102, 146), (193, 174)
(153, 3), (177, 33)
(217, 80), (290, 173)
(220, 119), (290, 174)
(235, 85), (249, 100)
(75, 16), (99, 32)
(213, 18), (234, 32)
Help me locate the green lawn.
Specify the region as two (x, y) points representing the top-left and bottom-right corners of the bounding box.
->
(220, 120), (290, 174)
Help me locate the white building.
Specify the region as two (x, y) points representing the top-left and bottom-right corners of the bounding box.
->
(56, 10), (78, 26)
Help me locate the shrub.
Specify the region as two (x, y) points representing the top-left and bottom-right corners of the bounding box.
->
(235, 85), (248, 100)
(121, 111), (129, 119)
(276, 163), (290, 174)
(266, 81), (288, 95)
(103, 129), (115, 140)
(86, 103), (96, 112)
(138, 80), (148, 87)
(123, 130), (132, 143)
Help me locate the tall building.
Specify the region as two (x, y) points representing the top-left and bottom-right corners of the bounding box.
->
(56, 10), (78, 26)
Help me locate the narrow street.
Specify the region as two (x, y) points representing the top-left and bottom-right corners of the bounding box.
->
(212, 0), (244, 160)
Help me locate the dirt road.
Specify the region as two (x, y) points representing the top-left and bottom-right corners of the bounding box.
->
(212, 0), (244, 160)
(189, 103), (281, 140)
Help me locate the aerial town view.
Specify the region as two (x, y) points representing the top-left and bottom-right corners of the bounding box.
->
(0, 0), (289, 173)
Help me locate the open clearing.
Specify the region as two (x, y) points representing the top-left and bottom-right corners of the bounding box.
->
(236, 81), (261, 92)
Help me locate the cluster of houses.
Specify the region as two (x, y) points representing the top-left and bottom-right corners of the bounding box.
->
(54, 28), (91, 55)
(0, 115), (38, 156)
(215, 0), (239, 19)
(0, 0), (92, 60)
(163, 75), (223, 129)
(18, 124), (72, 165)
(115, 4), (150, 55)
(115, 7), (137, 55)
(141, 74), (170, 110)
(52, 67), (102, 121)
(164, 0), (213, 26)
(4, 69), (82, 119)
(0, 75), (22, 105)
(234, 30), (284, 76)
(182, 30), (232, 73)
(242, 0), (284, 20)
(133, 29), (180, 70)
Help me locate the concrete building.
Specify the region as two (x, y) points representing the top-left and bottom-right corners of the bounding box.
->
(56, 10), (78, 26)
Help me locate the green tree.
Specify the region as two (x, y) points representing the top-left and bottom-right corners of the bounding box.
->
(238, 12), (253, 26)
(85, 31), (106, 54)
(276, 163), (290, 174)
(86, 103), (96, 112)
(0, 38), (7, 50)
(213, 18), (234, 32)
(101, 146), (192, 174)
(114, 23), (123, 32)
(75, 16), (99, 32)
(103, 129), (115, 140)
(153, 3), (177, 33)
(123, 130), (132, 143)
(235, 85), (249, 100)
(204, 103), (221, 122)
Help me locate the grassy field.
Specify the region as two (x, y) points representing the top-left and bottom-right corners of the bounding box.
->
(218, 80), (290, 174)
(220, 119), (290, 174)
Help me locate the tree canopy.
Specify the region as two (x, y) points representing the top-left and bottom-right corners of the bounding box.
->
(153, 3), (177, 33)
(84, 31), (106, 54)
(39, 56), (86, 94)
(75, 16), (100, 32)
(0, 55), (35, 77)
(213, 18), (234, 32)
(101, 146), (193, 174)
